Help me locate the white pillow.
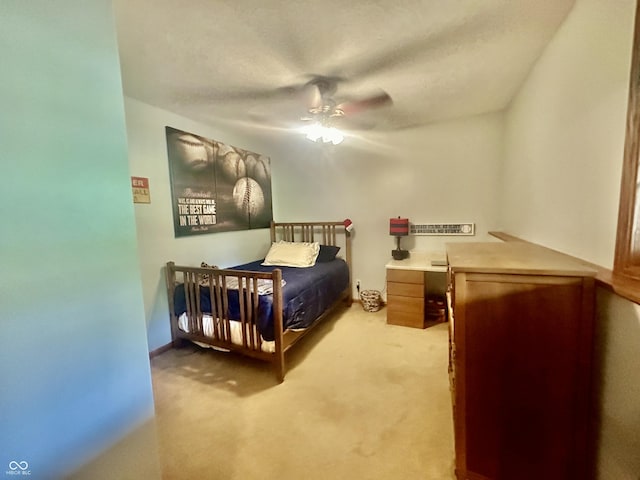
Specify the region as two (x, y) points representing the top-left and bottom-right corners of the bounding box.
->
(262, 241), (320, 268)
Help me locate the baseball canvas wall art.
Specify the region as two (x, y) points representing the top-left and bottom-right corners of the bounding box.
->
(165, 126), (273, 237)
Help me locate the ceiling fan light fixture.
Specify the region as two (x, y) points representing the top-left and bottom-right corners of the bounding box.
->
(301, 123), (323, 142)
(300, 123), (344, 145)
(324, 127), (344, 145)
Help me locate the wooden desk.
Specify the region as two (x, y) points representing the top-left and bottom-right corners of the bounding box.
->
(385, 252), (447, 328)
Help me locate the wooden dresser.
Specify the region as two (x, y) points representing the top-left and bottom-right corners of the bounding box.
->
(446, 242), (596, 480)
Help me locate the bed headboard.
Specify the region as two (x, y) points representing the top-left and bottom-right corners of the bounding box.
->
(269, 221), (353, 291)
(269, 221), (345, 245)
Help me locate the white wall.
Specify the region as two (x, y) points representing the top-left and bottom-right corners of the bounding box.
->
(124, 97), (281, 352)
(502, 0), (632, 268)
(502, 0), (640, 477)
(594, 290), (640, 479)
(0, 2), (159, 478)
(271, 113), (504, 297)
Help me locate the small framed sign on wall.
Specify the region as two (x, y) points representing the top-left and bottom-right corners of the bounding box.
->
(131, 176), (151, 204)
(410, 223), (475, 236)
(165, 126), (273, 237)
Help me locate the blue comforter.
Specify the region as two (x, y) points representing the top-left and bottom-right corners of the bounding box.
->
(173, 258), (350, 341)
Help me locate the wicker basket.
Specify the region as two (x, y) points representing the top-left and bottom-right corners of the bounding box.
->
(360, 289), (382, 312)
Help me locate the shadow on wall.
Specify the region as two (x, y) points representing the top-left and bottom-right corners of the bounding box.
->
(147, 272), (172, 352)
(592, 288), (640, 479)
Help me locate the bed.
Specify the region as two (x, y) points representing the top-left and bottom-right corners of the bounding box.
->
(165, 221), (353, 382)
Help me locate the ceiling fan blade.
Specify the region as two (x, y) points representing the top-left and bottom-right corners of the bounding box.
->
(170, 85), (301, 108)
(338, 116), (378, 131)
(302, 82), (323, 110)
(337, 90), (393, 116)
(301, 75), (345, 110)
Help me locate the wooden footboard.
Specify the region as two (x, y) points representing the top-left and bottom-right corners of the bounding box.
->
(165, 220), (352, 382)
(165, 262), (287, 379)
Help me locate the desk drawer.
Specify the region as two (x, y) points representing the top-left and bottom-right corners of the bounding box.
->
(387, 281), (424, 297)
(386, 307), (425, 329)
(387, 269), (424, 284)
(387, 295), (424, 314)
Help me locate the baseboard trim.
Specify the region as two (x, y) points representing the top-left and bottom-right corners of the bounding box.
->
(149, 342), (173, 359)
(353, 297), (387, 310)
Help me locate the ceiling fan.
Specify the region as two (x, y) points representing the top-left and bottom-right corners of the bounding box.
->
(294, 76), (393, 144)
(238, 75), (392, 143)
(301, 75), (392, 118)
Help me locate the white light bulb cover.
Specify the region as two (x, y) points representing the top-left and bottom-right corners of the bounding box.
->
(301, 124), (344, 144)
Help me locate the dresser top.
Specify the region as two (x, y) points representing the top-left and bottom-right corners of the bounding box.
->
(446, 242), (597, 277)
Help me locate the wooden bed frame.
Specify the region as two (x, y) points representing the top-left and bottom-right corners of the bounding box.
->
(165, 221), (353, 382)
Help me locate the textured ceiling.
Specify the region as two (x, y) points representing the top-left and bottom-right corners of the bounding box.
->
(113, 0), (575, 134)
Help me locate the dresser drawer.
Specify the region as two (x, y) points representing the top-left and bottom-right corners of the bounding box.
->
(387, 269), (424, 284)
(387, 281), (424, 297)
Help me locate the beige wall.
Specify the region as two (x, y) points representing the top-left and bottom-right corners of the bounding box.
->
(501, 0), (640, 477)
(501, 0), (632, 267)
(0, 2), (159, 478)
(270, 113), (504, 301)
(124, 97), (279, 351)
(594, 289), (640, 479)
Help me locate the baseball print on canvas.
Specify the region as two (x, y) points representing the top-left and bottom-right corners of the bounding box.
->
(165, 126), (273, 237)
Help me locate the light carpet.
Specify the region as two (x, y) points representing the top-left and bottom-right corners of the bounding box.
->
(151, 305), (455, 479)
